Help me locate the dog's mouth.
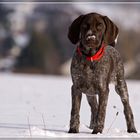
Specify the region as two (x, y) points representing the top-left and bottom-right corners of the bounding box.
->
(80, 33), (102, 56)
(84, 34), (99, 47)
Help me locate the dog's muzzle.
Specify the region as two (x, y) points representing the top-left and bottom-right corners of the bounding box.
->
(86, 35), (96, 41)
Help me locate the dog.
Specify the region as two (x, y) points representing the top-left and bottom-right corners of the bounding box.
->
(68, 13), (137, 134)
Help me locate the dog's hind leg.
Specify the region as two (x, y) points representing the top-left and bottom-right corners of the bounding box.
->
(68, 85), (82, 133)
(86, 95), (98, 130)
(115, 62), (137, 133)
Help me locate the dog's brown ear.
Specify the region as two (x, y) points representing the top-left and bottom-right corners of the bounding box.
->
(103, 16), (119, 46)
(68, 15), (85, 44)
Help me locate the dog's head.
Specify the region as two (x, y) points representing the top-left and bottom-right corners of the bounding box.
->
(68, 13), (118, 55)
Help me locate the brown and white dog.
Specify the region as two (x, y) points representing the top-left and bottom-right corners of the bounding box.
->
(68, 13), (137, 134)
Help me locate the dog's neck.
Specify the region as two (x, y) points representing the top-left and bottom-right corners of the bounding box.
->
(77, 42), (106, 61)
(81, 43), (101, 56)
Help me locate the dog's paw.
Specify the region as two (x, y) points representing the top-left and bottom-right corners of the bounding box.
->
(68, 128), (79, 133)
(92, 129), (102, 134)
(92, 126), (103, 134)
(127, 128), (137, 133)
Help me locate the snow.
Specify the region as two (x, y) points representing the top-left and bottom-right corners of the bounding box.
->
(0, 73), (139, 138)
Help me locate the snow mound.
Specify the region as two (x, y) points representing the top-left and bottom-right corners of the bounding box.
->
(25, 126), (58, 137)
(24, 125), (140, 138)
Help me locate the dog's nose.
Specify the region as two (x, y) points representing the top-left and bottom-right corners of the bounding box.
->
(86, 30), (96, 41)
(86, 35), (96, 40)
(86, 30), (93, 36)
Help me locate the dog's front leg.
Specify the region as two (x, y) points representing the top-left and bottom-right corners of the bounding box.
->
(92, 87), (109, 134)
(86, 95), (98, 130)
(68, 85), (82, 133)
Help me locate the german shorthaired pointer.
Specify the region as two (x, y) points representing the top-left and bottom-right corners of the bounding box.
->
(68, 13), (137, 134)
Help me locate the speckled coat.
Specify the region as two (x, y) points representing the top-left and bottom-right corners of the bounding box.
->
(68, 13), (137, 134)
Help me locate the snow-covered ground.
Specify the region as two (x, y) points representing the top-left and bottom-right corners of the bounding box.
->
(0, 73), (139, 138)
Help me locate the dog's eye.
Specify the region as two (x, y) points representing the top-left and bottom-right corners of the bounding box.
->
(82, 24), (88, 29)
(97, 23), (103, 30)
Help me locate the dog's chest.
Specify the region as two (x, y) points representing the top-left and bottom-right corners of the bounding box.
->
(79, 62), (96, 80)
(71, 59), (100, 94)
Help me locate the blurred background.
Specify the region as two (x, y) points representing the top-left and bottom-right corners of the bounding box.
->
(0, 2), (140, 79)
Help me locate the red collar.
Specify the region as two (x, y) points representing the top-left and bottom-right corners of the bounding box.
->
(77, 42), (106, 61)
